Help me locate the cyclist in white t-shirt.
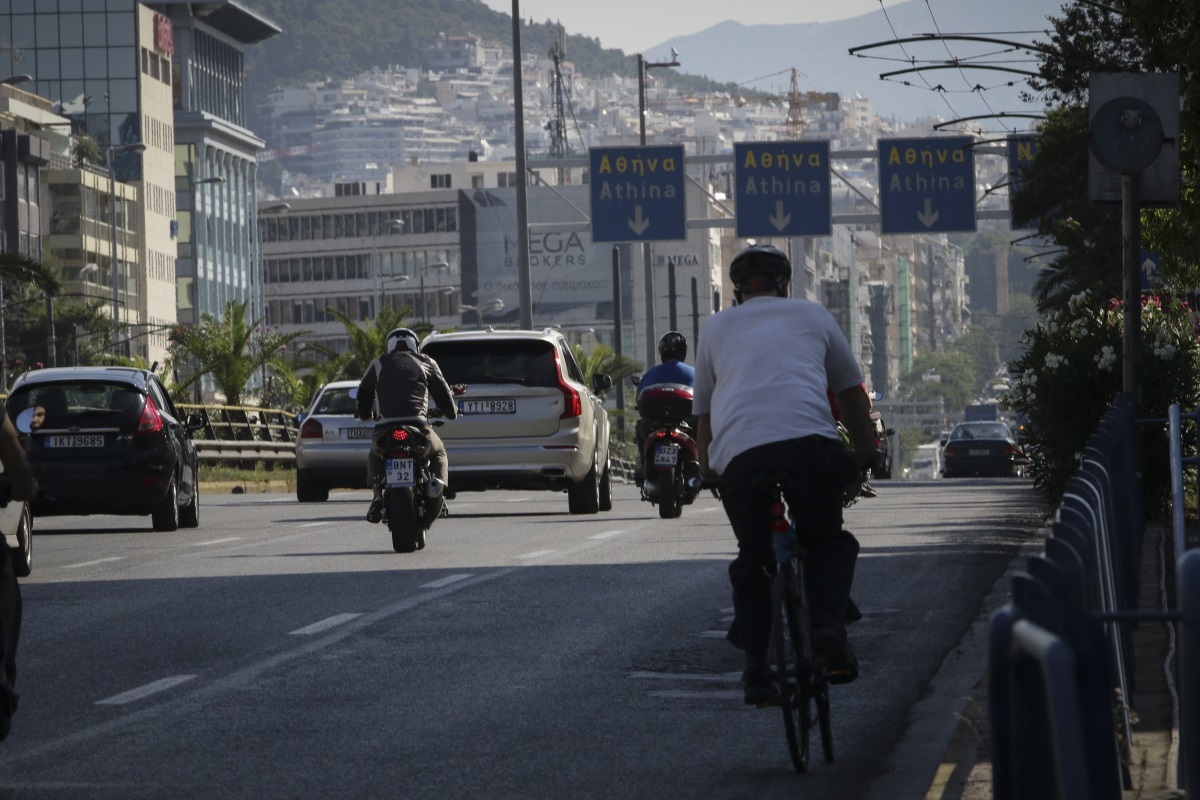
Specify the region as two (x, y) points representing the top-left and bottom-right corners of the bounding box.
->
(693, 244), (875, 704)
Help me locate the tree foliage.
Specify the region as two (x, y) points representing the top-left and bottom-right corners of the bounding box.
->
(168, 301), (310, 407)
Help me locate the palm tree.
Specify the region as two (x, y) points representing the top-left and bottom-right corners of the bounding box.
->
(571, 343), (642, 393)
(298, 305), (429, 384)
(168, 300), (310, 407)
(0, 251), (61, 296)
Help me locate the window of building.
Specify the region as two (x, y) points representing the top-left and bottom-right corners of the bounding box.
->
(430, 174), (451, 189)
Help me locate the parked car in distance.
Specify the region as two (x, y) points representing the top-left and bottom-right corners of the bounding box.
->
(419, 328), (613, 514)
(5, 366), (204, 531)
(941, 421), (1025, 478)
(295, 379), (376, 502)
(0, 473), (32, 577)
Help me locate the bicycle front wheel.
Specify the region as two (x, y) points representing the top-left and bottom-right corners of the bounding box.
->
(774, 571), (811, 774)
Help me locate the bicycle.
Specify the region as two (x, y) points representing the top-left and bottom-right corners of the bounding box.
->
(755, 470), (834, 774)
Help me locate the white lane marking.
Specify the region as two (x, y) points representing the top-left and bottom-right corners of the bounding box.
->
(298, 521), (331, 528)
(589, 530), (624, 540)
(504, 498), (530, 503)
(62, 557), (123, 570)
(192, 537), (242, 546)
(96, 675), (197, 706)
(288, 613), (363, 636)
(421, 574), (473, 589)
(516, 549), (556, 560)
(629, 671), (742, 682)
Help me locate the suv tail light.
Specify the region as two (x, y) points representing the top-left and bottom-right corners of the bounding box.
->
(300, 418), (324, 439)
(555, 355), (582, 419)
(137, 395), (163, 434)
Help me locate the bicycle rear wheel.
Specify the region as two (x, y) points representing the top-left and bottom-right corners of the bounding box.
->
(774, 569), (811, 774)
(815, 681), (834, 762)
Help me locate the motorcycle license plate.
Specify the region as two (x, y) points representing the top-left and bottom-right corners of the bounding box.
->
(654, 445), (679, 466)
(385, 458), (415, 487)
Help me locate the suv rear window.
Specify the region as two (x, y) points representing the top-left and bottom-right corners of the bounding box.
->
(7, 382), (144, 430)
(423, 340), (559, 387)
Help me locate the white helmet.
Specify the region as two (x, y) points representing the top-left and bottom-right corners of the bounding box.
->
(385, 327), (420, 354)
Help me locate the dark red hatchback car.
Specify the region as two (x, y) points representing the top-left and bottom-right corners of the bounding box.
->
(5, 367), (205, 531)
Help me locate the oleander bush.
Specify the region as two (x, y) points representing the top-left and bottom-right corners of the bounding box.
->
(1002, 291), (1200, 515)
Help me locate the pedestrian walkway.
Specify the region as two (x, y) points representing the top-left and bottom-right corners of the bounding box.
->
(925, 525), (1182, 800)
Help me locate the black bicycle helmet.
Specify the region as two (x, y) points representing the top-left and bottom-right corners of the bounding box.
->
(658, 331), (687, 363)
(729, 243), (792, 293)
(385, 327), (420, 354)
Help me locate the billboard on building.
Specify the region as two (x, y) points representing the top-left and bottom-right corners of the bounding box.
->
(459, 186), (613, 315)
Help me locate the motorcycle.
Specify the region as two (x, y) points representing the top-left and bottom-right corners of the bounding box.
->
(372, 417), (446, 553)
(633, 377), (702, 519)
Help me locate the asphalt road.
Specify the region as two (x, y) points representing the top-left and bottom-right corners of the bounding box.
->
(2, 478), (1045, 799)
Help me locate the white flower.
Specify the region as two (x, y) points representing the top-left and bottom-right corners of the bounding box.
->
(1044, 353), (1068, 371)
(1094, 345), (1117, 372)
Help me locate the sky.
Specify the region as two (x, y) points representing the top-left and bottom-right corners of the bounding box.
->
(479, 0), (885, 54)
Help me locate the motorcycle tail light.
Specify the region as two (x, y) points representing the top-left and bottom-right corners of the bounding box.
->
(651, 430), (670, 439)
(391, 428), (409, 441)
(137, 396), (164, 434)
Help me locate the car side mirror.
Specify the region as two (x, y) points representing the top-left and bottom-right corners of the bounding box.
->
(592, 373), (612, 393)
(297, 411), (307, 424)
(185, 413), (206, 432)
(885, 428), (896, 437)
(13, 407), (35, 435)
(630, 374), (642, 387)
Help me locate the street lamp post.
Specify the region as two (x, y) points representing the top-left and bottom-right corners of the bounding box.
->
(637, 49), (680, 367)
(459, 299), (505, 330)
(371, 218), (404, 318)
(108, 141), (146, 353)
(419, 262), (451, 324)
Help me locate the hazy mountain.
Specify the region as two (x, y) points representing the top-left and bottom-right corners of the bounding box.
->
(642, 0), (1061, 120)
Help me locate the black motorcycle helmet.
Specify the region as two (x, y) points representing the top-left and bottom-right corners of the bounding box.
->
(658, 331), (687, 363)
(729, 243), (792, 295)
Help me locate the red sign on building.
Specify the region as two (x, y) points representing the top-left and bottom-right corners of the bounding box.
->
(155, 13), (174, 55)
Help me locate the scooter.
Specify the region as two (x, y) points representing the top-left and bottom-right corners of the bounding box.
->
(372, 417), (446, 553)
(634, 377), (702, 519)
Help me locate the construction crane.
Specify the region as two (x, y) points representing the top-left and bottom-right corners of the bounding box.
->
(785, 68), (840, 138)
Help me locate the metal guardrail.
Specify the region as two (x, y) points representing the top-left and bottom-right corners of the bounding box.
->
(988, 393), (1144, 799)
(178, 404), (298, 463)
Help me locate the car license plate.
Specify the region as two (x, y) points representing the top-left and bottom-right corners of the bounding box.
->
(969, 449), (989, 456)
(386, 458), (415, 487)
(48, 435), (105, 448)
(344, 427), (373, 440)
(459, 399), (516, 415)
(654, 445), (679, 466)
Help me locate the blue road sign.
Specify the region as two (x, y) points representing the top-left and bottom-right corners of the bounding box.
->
(1007, 134), (1039, 230)
(1140, 249), (1161, 291)
(878, 136), (976, 235)
(734, 141), (831, 238)
(589, 145), (687, 242)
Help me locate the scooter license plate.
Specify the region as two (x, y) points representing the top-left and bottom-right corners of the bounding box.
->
(654, 445), (680, 466)
(385, 458), (415, 487)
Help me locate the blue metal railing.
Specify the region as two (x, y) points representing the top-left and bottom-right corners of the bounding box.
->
(988, 394), (1145, 799)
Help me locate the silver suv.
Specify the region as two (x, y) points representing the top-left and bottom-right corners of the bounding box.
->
(420, 328), (613, 514)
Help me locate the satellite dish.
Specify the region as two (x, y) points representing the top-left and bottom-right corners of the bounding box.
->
(1089, 96), (1165, 174)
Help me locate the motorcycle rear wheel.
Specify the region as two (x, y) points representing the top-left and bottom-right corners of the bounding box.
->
(387, 489), (419, 553)
(657, 473), (680, 519)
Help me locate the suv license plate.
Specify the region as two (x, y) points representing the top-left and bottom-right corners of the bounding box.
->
(459, 399), (516, 415)
(654, 445), (679, 466)
(48, 435), (105, 448)
(386, 458), (415, 487)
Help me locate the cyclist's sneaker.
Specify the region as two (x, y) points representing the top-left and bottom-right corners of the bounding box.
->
(813, 628), (859, 685)
(859, 482), (878, 498)
(366, 497), (384, 524)
(0, 682), (18, 742)
(741, 669), (781, 707)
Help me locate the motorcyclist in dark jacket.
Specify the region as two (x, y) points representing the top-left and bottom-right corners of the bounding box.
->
(357, 327), (458, 523)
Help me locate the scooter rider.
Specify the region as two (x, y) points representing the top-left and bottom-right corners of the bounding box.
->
(633, 331), (695, 487)
(357, 327), (458, 524)
(694, 243), (875, 703)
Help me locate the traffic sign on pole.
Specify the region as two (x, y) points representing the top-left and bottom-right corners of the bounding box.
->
(878, 136), (976, 234)
(589, 145), (687, 242)
(734, 141), (831, 238)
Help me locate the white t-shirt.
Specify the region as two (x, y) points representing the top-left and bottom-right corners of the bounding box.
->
(692, 295), (864, 473)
